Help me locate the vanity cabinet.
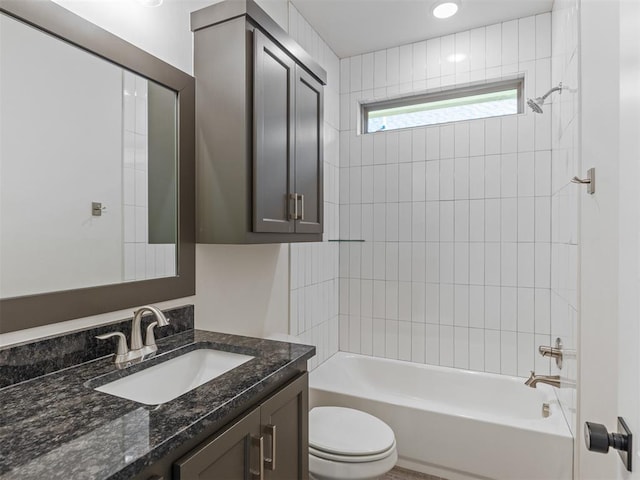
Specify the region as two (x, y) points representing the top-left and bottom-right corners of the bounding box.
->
(191, 0), (326, 244)
(137, 372), (309, 480)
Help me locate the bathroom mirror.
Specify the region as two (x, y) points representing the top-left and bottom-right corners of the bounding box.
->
(0, 0), (195, 333)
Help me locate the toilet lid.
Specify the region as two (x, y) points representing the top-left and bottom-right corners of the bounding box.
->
(309, 407), (396, 457)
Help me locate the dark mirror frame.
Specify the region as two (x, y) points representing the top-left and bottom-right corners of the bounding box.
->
(0, 0), (196, 334)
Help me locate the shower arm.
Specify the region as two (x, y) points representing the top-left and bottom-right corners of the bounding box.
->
(539, 82), (563, 102)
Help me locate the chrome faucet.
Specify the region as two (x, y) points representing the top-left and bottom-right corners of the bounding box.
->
(97, 305), (169, 368)
(525, 371), (575, 389)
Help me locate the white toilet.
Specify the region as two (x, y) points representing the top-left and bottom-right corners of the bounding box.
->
(308, 406), (398, 480)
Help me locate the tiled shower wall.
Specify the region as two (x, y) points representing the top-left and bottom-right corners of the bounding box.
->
(288, 4), (341, 370)
(338, 14), (555, 376)
(122, 71), (176, 282)
(550, 0), (580, 435)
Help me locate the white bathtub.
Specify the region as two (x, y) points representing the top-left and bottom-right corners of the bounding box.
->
(309, 352), (573, 480)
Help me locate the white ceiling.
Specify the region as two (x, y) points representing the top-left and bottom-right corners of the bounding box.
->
(289, 0), (554, 58)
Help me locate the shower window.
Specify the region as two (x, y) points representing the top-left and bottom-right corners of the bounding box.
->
(362, 78), (524, 133)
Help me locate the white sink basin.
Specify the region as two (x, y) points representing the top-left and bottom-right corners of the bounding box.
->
(95, 349), (254, 405)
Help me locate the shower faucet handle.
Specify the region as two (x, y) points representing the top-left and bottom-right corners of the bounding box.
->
(538, 337), (564, 369)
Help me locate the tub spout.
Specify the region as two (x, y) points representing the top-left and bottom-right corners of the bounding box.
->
(525, 371), (575, 389)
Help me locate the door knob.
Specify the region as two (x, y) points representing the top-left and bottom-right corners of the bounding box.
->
(584, 417), (633, 471)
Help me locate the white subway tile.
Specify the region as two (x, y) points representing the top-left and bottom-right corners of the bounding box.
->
(398, 320), (412, 360)
(518, 243), (535, 288)
(440, 35), (455, 76)
(485, 329), (501, 373)
(440, 125), (455, 159)
(360, 317), (373, 355)
(385, 164), (399, 202)
(412, 41), (427, 81)
(518, 114), (535, 153)
(386, 131), (399, 164)
(373, 134), (386, 165)
(518, 152), (535, 197)
(373, 165), (386, 203)
(399, 243), (412, 282)
(502, 20), (519, 65)
(485, 285), (501, 329)
(412, 323), (426, 362)
(518, 287), (535, 333)
(500, 198), (518, 242)
(412, 163), (426, 201)
(426, 284), (440, 324)
(518, 197), (535, 242)
(469, 199), (484, 242)
(348, 315), (361, 352)
(517, 332), (534, 377)
(399, 203), (412, 242)
(485, 243), (501, 287)
(340, 57), (350, 93)
(535, 150), (552, 196)
(470, 27), (486, 71)
(350, 56), (362, 92)
(485, 24), (502, 68)
(485, 118), (501, 155)
(372, 317), (385, 356)
(454, 200), (470, 241)
(426, 160), (440, 201)
(426, 202), (440, 242)
(386, 203), (399, 242)
(386, 282), (399, 321)
(372, 204), (385, 242)
(426, 324), (440, 364)
(534, 288), (551, 334)
(412, 129), (426, 161)
(399, 44), (413, 85)
(535, 197), (551, 243)
(349, 167), (361, 204)
(469, 243), (485, 285)
(412, 282), (426, 323)
(426, 38), (441, 79)
(501, 116), (518, 154)
(500, 330), (518, 375)
(439, 201), (454, 241)
(385, 319), (399, 359)
(361, 130), (373, 164)
(440, 324), (454, 367)
(518, 16), (536, 63)
(398, 130), (412, 163)
(349, 240), (361, 278)
(426, 127), (440, 160)
(535, 243), (551, 288)
(469, 156), (485, 199)
(398, 283), (412, 322)
(454, 157), (470, 200)
(412, 202), (426, 242)
(440, 242), (455, 284)
(501, 155), (518, 198)
(361, 240), (373, 277)
(469, 285), (485, 328)
(485, 198), (501, 242)
(501, 243), (518, 287)
(362, 53), (374, 91)
(485, 154), (501, 198)
(386, 47), (400, 86)
(361, 165), (373, 203)
(373, 280), (386, 317)
(399, 163), (412, 202)
(535, 13), (551, 59)
(426, 242), (439, 283)
(454, 31), (470, 74)
(469, 120), (485, 156)
(440, 158), (455, 200)
(454, 284), (470, 327)
(454, 242), (469, 284)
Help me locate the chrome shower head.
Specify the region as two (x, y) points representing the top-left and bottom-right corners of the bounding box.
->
(527, 97), (544, 114)
(526, 82), (563, 114)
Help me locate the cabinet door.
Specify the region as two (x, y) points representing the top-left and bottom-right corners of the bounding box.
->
(260, 373), (309, 480)
(253, 29), (295, 233)
(173, 407), (262, 480)
(293, 67), (323, 234)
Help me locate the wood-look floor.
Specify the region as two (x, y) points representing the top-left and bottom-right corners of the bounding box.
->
(381, 466), (447, 480)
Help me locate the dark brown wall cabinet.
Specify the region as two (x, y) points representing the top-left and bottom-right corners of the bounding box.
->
(192, 0), (326, 244)
(136, 372), (309, 480)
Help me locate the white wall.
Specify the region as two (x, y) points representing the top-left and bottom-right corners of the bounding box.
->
(550, 0), (579, 437)
(0, 13), (123, 297)
(337, 14), (553, 377)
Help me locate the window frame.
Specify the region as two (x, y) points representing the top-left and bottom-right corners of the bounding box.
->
(361, 78), (524, 134)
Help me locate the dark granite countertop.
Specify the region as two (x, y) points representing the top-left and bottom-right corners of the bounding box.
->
(0, 330), (315, 480)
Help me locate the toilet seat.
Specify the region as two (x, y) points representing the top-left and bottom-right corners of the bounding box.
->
(309, 407), (396, 461)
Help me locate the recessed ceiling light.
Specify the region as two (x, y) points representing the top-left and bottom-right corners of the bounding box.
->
(432, 1), (459, 19)
(136, 0), (163, 7)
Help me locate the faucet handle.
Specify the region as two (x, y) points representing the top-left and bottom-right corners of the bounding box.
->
(96, 332), (129, 356)
(145, 321), (159, 347)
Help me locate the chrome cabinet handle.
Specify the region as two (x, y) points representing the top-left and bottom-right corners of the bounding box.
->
(264, 424), (277, 470)
(299, 194), (304, 221)
(250, 435), (264, 480)
(289, 193), (299, 220)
